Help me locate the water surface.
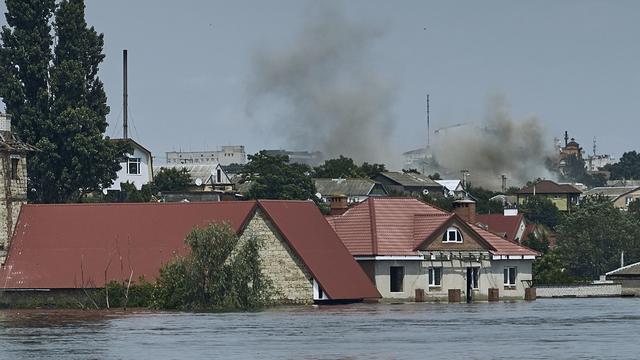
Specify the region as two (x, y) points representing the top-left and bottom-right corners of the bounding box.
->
(0, 298), (638, 359)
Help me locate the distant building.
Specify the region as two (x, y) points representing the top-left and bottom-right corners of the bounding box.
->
(516, 180), (582, 212)
(108, 138), (153, 191)
(583, 186), (640, 210)
(435, 179), (466, 199)
(371, 172), (445, 197)
(314, 178), (388, 204)
(263, 150), (324, 167)
(166, 145), (246, 166)
(586, 154), (616, 172)
(606, 261), (640, 296)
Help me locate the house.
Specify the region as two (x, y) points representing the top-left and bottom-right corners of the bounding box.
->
(314, 178), (388, 204)
(327, 197), (538, 302)
(516, 180), (582, 211)
(154, 163), (233, 191)
(476, 209), (527, 244)
(435, 179), (466, 199)
(0, 113), (36, 255)
(371, 172), (445, 197)
(107, 138), (153, 191)
(263, 149), (324, 167)
(0, 200), (380, 305)
(605, 261), (640, 296)
(583, 186), (640, 210)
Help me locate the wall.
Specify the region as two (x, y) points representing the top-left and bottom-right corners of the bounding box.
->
(108, 146), (152, 191)
(536, 283), (621, 298)
(369, 256), (533, 301)
(0, 152), (27, 254)
(240, 210), (314, 304)
(518, 194), (569, 211)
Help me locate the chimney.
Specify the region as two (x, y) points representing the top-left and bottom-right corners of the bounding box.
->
(329, 195), (348, 216)
(453, 199), (476, 224)
(0, 113), (11, 134)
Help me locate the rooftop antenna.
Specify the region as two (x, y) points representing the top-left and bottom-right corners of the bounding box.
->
(123, 49), (128, 139)
(426, 94), (430, 149)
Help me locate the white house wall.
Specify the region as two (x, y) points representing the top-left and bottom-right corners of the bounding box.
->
(368, 258), (533, 301)
(108, 146), (152, 191)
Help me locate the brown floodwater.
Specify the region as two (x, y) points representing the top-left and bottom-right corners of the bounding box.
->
(0, 298), (639, 359)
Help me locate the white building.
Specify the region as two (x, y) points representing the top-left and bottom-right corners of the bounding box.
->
(166, 145), (246, 166)
(107, 139), (153, 191)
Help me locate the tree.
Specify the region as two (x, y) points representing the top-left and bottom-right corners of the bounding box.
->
(522, 231), (550, 254)
(153, 167), (192, 192)
(359, 162), (387, 178)
(629, 198), (640, 219)
(0, 0), (128, 203)
(520, 196), (561, 229)
(555, 197), (640, 279)
(561, 155), (605, 187)
(466, 185), (502, 214)
(532, 251), (578, 285)
(420, 193), (453, 212)
(603, 151), (640, 180)
(241, 150), (315, 200)
(152, 223), (272, 310)
(313, 155), (387, 178)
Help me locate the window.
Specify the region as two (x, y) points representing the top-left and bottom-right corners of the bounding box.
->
(390, 266), (404, 292)
(504, 267), (517, 287)
(428, 267), (442, 287)
(10, 157), (19, 180)
(216, 168), (222, 183)
(470, 267), (479, 289)
(442, 227), (463, 243)
(127, 157), (141, 175)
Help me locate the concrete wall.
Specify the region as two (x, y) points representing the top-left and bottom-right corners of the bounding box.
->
(108, 146), (152, 191)
(369, 257), (533, 301)
(536, 283), (622, 298)
(241, 210), (314, 304)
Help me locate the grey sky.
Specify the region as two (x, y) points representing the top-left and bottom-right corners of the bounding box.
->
(2, 1), (639, 167)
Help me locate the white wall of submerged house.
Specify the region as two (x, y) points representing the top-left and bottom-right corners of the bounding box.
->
(358, 256), (533, 301)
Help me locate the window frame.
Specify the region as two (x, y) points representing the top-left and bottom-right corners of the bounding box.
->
(443, 227), (463, 243)
(127, 157), (142, 175)
(428, 267), (442, 287)
(503, 267), (517, 287)
(10, 156), (19, 180)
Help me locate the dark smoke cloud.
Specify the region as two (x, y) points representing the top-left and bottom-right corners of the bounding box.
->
(246, 4), (396, 164)
(430, 96), (556, 188)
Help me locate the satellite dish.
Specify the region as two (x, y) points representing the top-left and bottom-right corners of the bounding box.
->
(315, 192), (322, 200)
(422, 189), (429, 195)
(195, 178), (203, 186)
(102, 188), (108, 195)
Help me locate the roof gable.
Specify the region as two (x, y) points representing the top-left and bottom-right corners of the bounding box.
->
(416, 216), (494, 252)
(476, 213), (525, 243)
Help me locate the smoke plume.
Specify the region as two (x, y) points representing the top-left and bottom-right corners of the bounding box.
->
(430, 96), (556, 189)
(246, 5), (395, 164)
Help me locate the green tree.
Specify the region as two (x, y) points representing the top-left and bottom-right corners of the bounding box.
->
(532, 251), (578, 285)
(522, 231), (550, 254)
(561, 155), (605, 187)
(153, 167), (192, 192)
(0, 0), (128, 203)
(313, 155), (361, 178)
(420, 193), (453, 212)
(466, 185), (502, 214)
(358, 162), (387, 178)
(555, 198), (640, 279)
(241, 150), (315, 200)
(152, 223), (271, 310)
(603, 151), (640, 180)
(629, 198), (640, 219)
(520, 196), (560, 229)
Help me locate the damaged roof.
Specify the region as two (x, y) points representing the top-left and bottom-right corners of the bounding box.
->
(0, 201), (379, 300)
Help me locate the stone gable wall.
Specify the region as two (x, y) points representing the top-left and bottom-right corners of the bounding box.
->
(0, 153), (27, 254)
(240, 210), (314, 304)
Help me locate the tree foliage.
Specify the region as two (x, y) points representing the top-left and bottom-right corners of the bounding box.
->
(153, 167), (192, 192)
(555, 197), (640, 279)
(313, 155), (387, 178)
(532, 251), (578, 285)
(0, 0), (128, 203)
(241, 150), (315, 200)
(603, 151), (640, 180)
(420, 193), (453, 212)
(466, 185), (502, 215)
(520, 196), (561, 229)
(152, 223), (272, 311)
(561, 155), (605, 187)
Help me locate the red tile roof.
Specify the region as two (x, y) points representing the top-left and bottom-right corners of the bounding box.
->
(476, 213), (525, 243)
(328, 198), (537, 257)
(0, 201), (379, 300)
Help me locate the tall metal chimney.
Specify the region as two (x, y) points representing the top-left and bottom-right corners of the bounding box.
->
(564, 131), (568, 147)
(123, 49), (128, 139)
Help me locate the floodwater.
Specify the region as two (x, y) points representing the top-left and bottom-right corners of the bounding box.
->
(0, 298), (638, 360)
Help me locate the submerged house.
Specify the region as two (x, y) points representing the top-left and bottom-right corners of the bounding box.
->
(0, 201), (380, 305)
(327, 197), (538, 301)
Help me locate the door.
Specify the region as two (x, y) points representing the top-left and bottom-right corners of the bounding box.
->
(466, 267), (473, 303)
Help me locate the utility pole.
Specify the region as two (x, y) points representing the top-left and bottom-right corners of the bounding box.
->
(123, 49), (128, 139)
(426, 94), (430, 149)
(461, 169), (470, 189)
(501, 174), (507, 193)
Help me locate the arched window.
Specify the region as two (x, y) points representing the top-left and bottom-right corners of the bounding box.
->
(442, 226), (463, 243)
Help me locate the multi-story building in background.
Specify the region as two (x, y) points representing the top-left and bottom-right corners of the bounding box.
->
(166, 145), (246, 166)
